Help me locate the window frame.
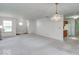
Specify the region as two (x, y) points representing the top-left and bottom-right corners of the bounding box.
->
(3, 20), (12, 32)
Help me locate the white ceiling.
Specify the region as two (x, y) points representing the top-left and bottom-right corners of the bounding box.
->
(0, 3), (79, 19)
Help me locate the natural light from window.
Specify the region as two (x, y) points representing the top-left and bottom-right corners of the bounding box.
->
(3, 20), (12, 32)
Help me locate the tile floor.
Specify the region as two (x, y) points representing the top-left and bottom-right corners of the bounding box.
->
(0, 34), (79, 55)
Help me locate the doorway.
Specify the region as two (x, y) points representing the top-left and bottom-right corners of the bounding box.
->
(75, 19), (79, 36)
(63, 20), (68, 40)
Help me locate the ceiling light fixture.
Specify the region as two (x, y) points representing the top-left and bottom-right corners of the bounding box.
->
(66, 15), (79, 19)
(73, 15), (79, 19)
(51, 3), (63, 21)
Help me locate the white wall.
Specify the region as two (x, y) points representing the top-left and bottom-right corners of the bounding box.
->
(28, 17), (64, 41)
(35, 18), (64, 41)
(16, 18), (28, 34)
(28, 19), (36, 34)
(68, 19), (75, 36)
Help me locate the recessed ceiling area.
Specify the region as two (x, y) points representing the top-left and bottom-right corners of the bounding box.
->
(0, 3), (79, 19)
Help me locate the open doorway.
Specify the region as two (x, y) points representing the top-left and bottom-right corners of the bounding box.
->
(64, 19), (77, 41)
(63, 20), (68, 40)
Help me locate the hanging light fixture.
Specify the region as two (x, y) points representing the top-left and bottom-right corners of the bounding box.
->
(51, 3), (63, 21)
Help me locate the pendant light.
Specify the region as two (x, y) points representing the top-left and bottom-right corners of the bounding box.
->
(51, 3), (62, 21)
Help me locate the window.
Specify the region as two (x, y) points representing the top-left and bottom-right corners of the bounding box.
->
(3, 20), (12, 32)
